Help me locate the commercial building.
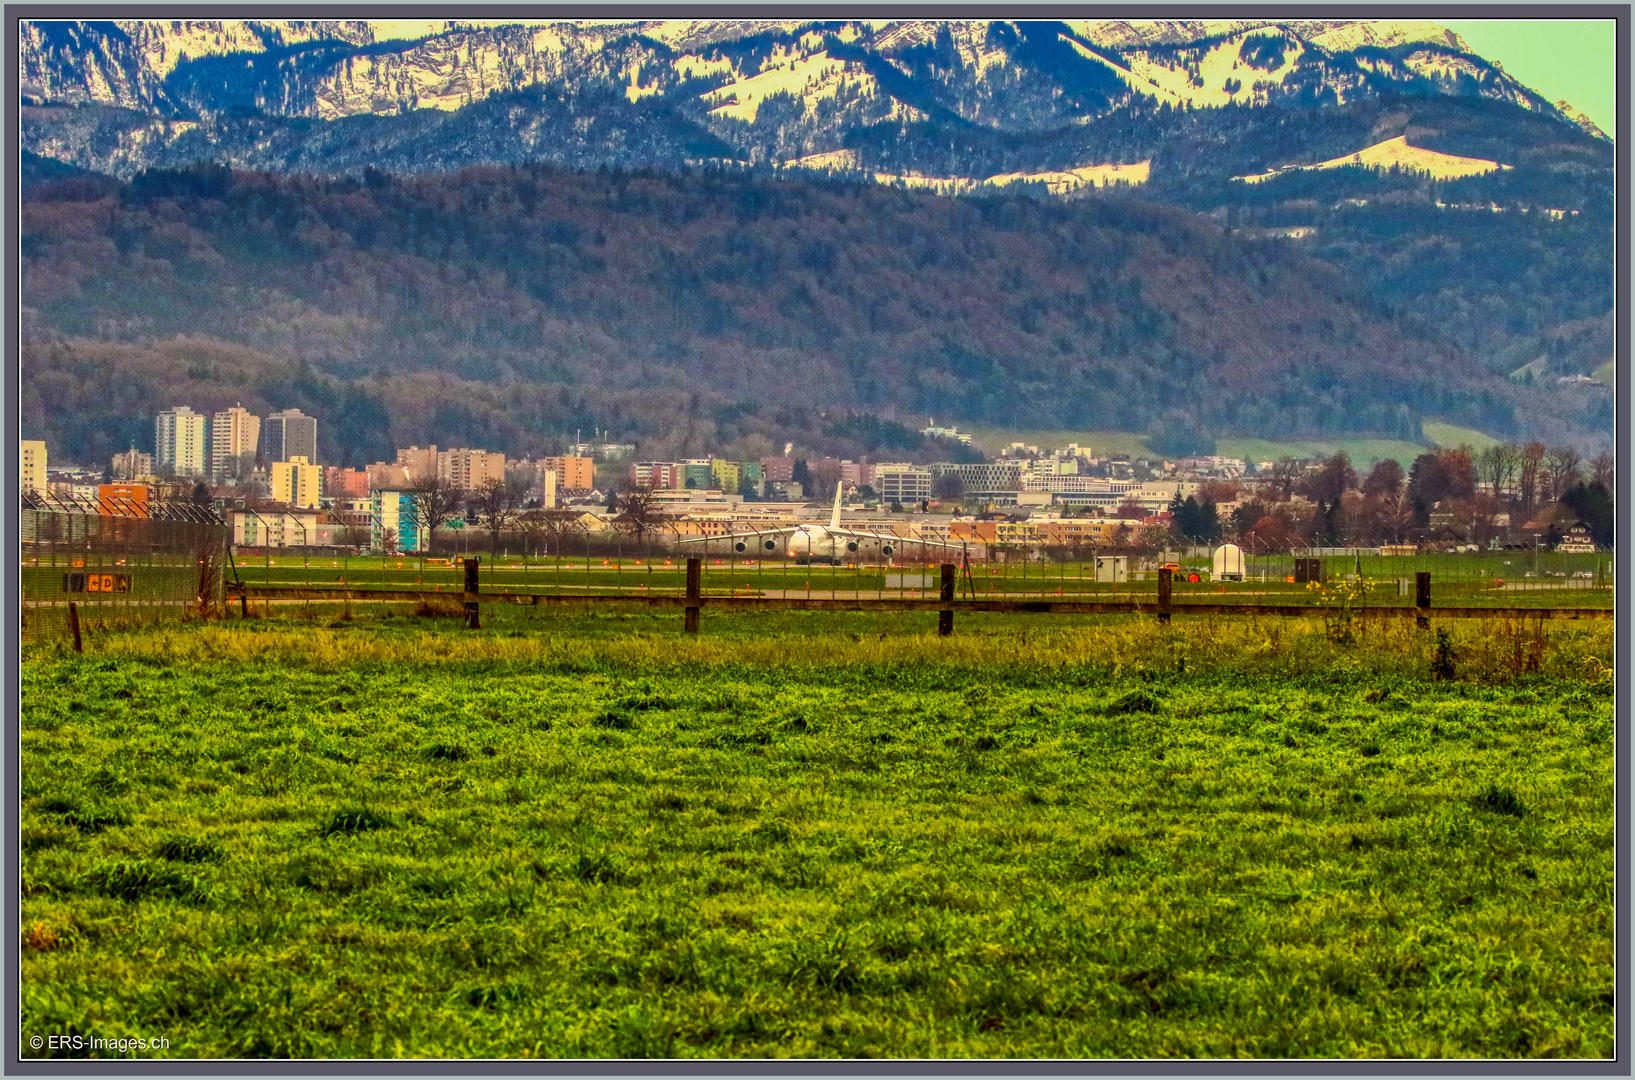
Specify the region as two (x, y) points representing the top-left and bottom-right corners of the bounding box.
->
(231, 508), (338, 548)
(271, 456), (322, 509)
(875, 464), (933, 504)
(155, 407), (207, 477)
(542, 455), (595, 491)
(97, 483), (152, 513)
(263, 409), (318, 465)
(929, 461), (1023, 493)
(20, 440), (46, 494)
(210, 404), (260, 482)
(372, 489), (422, 553)
(110, 447), (153, 481)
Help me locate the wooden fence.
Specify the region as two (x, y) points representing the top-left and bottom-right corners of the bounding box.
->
(226, 559), (1612, 634)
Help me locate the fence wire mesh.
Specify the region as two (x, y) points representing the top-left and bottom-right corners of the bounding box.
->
(20, 508), (229, 643)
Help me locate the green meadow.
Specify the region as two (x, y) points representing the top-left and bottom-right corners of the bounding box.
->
(19, 608), (1615, 1059)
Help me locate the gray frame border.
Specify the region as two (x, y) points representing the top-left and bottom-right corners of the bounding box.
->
(3, 3), (1628, 1075)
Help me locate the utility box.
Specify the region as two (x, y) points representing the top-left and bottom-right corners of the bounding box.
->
(1211, 544), (1245, 581)
(1294, 558), (1325, 584)
(1094, 556), (1128, 583)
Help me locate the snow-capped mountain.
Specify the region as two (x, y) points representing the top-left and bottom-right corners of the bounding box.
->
(19, 17), (1604, 184)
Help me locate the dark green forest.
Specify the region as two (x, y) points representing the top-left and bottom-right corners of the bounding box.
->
(19, 160), (1594, 467)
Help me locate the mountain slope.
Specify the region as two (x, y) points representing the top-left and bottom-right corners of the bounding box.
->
(22, 162), (1596, 467)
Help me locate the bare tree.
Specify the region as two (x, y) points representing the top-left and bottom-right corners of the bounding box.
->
(612, 482), (673, 543)
(1542, 446), (1584, 505)
(1476, 443), (1521, 501)
(408, 473), (462, 554)
(1517, 442), (1546, 519)
(517, 508), (585, 556)
(469, 471), (532, 552)
(1268, 456), (1303, 501)
(1592, 451), (1615, 492)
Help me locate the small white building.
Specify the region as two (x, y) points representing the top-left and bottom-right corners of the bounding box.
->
(1212, 543), (1246, 581)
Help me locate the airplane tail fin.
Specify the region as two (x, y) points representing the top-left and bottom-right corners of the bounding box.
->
(831, 480), (843, 530)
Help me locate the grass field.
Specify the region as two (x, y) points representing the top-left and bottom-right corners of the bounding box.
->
(19, 608), (1614, 1059)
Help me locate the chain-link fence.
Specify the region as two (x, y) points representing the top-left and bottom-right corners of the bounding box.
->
(20, 506), (229, 644)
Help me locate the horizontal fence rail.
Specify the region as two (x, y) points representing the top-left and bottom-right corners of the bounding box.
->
(224, 556), (1612, 635)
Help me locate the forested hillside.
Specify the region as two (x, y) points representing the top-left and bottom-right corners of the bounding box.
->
(24, 161), (1596, 467)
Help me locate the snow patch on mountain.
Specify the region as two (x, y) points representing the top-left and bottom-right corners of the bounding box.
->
(1305, 21), (1467, 53)
(787, 150), (1150, 195)
(1236, 135), (1509, 183)
(702, 47), (863, 122)
(1117, 30), (1306, 108)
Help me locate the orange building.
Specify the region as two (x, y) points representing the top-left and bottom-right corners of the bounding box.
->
(544, 456), (596, 491)
(97, 483), (152, 515)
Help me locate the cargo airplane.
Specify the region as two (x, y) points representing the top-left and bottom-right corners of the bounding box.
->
(676, 482), (970, 564)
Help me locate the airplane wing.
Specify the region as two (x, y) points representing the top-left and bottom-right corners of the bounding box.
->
(675, 526), (799, 546)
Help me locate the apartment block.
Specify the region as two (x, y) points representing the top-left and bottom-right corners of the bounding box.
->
(682, 460), (714, 489)
(263, 409), (318, 465)
(155, 407), (208, 477)
(439, 448), (507, 490)
(323, 466), (369, 499)
(372, 489), (422, 553)
(19, 440), (46, 494)
(210, 404), (260, 481)
(710, 459), (740, 493)
(543, 455), (595, 491)
(760, 457), (794, 482)
(396, 445), (439, 482)
(270, 456), (322, 509)
(368, 461), (416, 490)
(630, 461), (681, 489)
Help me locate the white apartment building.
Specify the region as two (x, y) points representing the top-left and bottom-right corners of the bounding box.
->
(155, 407), (207, 477)
(211, 403), (260, 481)
(20, 440), (46, 494)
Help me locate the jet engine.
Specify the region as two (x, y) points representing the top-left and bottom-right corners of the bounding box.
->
(763, 538), (778, 551)
(845, 540), (859, 552)
(881, 543), (894, 556)
(734, 541), (748, 553)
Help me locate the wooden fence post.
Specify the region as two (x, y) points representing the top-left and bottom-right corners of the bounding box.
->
(68, 601), (83, 653)
(1157, 567), (1172, 625)
(684, 557), (702, 634)
(465, 556), (481, 629)
(1415, 571), (1431, 630)
(938, 563), (955, 636)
